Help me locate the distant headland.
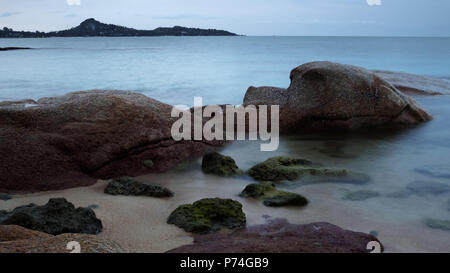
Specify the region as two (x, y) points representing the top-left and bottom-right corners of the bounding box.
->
(0, 18), (238, 38)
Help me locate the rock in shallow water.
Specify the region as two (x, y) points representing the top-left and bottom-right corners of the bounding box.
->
(0, 225), (123, 253)
(244, 61), (431, 133)
(406, 181), (450, 196)
(247, 156), (369, 185)
(0, 90), (223, 193)
(0, 198), (102, 235)
(167, 198), (246, 234)
(167, 218), (383, 253)
(240, 182), (308, 207)
(415, 165), (450, 179)
(343, 190), (381, 201)
(424, 219), (450, 231)
(201, 152), (242, 176)
(104, 176), (173, 197)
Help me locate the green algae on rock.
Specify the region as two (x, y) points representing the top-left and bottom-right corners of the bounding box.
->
(343, 190), (381, 201)
(424, 219), (450, 231)
(104, 177), (173, 197)
(247, 156), (368, 185)
(167, 198), (246, 234)
(202, 152), (242, 176)
(240, 182), (308, 207)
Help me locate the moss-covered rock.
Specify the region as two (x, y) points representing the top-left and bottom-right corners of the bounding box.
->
(343, 190), (381, 201)
(424, 218), (450, 231)
(104, 177), (173, 197)
(247, 156), (359, 183)
(167, 198), (246, 234)
(201, 152), (242, 176)
(143, 159), (154, 168)
(240, 182), (308, 207)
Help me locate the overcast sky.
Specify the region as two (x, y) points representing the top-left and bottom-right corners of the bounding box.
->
(1, 0), (449, 36)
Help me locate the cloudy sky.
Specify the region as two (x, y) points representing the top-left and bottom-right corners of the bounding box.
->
(1, 0), (449, 36)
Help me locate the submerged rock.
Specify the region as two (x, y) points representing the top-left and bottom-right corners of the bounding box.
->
(0, 225), (123, 253)
(247, 156), (368, 184)
(0, 193), (11, 201)
(343, 190), (381, 201)
(167, 218), (383, 253)
(104, 177), (173, 197)
(201, 152), (242, 176)
(0, 90), (223, 193)
(167, 198), (246, 234)
(0, 198), (102, 235)
(424, 219), (450, 231)
(244, 61), (431, 133)
(406, 181), (450, 196)
(415, 165), (450, 179)
(240, 182), (308, 207)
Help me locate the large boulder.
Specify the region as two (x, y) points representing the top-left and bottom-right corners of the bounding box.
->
(0, 90), (222, 192)
(104, 176), (174, 197)
(0, 198), (102, 235)
(0, 225), (123, 253)
(167, 198), (246, 234)
(244, 62), (432, 133)
(167, 218), (383, 253)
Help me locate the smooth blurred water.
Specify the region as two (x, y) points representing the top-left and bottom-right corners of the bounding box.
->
(1, 36), (450, 104)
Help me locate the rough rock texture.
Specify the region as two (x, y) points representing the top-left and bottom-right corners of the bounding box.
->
(0, 198), (102, 235)
(104, 176), (173, 197)
(167, 218), (383, 253)
(244, 62), (432, 133)
(424, 219), (450, 231)
(0, 90), (222, 193)
(373, 70), (450, 96)
(240, 182), (308, 207)
(343, 190), (381, 201)
(0, 225), (123, 253)
(247, 156), (369, 184)
(201, 152), (242, 176)
(167, 198), (246, 234)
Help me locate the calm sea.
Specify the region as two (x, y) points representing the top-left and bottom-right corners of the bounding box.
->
(1, 36), (450, 104)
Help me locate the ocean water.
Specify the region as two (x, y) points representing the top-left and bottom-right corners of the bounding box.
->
(1, 36), (450, 104)
(1, 37), (450, 252)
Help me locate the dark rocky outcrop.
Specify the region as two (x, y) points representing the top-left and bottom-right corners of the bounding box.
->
(240, 182), (308, 207)
(0, 18), (237, 38)
(201, 152), (242, 176)
(247, 156), (369, 184)
(0, 90), (222, 193)
(244, 62), (432, 133)
(424, 219), (450, 231)
(0, 198), (102, 235)
(343, 190), (381, 201)
(167, 218), (383, 253)
(0, 225), (123, 253)
(104, 176), (173, 197)
(373, 70), (450, 96)
(167, 198), (246, 234)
